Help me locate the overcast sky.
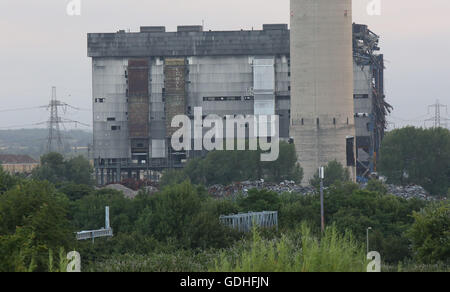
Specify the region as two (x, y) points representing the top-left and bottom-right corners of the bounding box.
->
(0, 0), (449, 130)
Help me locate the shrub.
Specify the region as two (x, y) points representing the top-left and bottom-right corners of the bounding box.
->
(212, 223), (366, 272)
(407, 200), (450, 264)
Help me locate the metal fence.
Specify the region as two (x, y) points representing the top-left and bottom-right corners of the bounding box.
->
(220, 211), (278, 233)
(76, 228), (113, 241)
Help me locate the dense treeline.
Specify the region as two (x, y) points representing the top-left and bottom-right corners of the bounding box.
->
(1, 156), (448, 271)
(32, 153), (94, 187)
(160, 141), (303, 187)
(0, 126), (449, 271)
(379, 127), (450, 196)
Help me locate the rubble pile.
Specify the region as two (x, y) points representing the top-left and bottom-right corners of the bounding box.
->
(102, 180), (438, 202)
(385, 184), (434, 201)
(143, 185), (159, 194)
(103, 184), (138, 199)
(209, 180), (315, 198)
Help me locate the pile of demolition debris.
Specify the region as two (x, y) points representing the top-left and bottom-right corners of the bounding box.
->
(359, 182), (437, 201)
(103, 184), (138, 199)
(102, 180), (438, 202)
(208, 180), (437, 202)
(208, 180), (315, 198)
(385, 184), (435, 201)
(102, 183), (159, 199)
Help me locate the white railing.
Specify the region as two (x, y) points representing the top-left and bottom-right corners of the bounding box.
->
(220, 211), (278, 233)
(76, 228), (113, 241)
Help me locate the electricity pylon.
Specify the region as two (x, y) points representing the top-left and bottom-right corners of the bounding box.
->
(46, 87), (65, 153)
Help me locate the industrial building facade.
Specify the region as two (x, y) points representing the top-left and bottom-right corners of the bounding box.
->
(88, 24), (389, 185)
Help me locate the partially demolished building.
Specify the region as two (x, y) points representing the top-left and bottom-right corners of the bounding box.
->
(88, 23), (390, 185)
(353, 24), (392, 177)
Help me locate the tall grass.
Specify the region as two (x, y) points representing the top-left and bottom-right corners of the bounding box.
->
(212, 223), (367, 272)
(88, 250), (218, 272)
(87, 224), (368, 272)
(48, 248), (69, 272)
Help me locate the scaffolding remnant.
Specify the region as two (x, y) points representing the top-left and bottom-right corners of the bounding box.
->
(353, 24), (393, 178)
(220, 211), (278, 233)
(76, 206), (113, 241)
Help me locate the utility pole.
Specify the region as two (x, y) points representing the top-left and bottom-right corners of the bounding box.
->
(319, 166), (325, 233)
(47, 87), (65, 153)
(426, 100), (448, 129)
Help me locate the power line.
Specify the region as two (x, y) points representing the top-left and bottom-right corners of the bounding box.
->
(65, 104), (91, 112)
(388, 101), (450, 130)
(0, 91), (92, 131)
(44, 87), (94, 154)
(425, 100), (449, 129)
(389, 114), (430, 122)
(61, 118), (91, 128)
(0, 106), (47, 113)
(0, 121), (47, 129)
(0, 100), (90, 113)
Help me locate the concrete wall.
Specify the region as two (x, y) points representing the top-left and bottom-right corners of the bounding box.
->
(92, 58), (130, 159)
(354, 63), (375, 174)
(290, 0), (356, 184)
(91, 54), (290, 165)
(188, 55), (254, 115)
(88, 29), (290, 58)
(354, 64), (372, 137)
(149, 57), (166, 158)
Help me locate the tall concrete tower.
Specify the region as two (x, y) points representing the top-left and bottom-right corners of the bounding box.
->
(290, 0), (356, 184)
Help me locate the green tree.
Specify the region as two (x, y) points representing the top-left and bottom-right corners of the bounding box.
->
(32, 153), (94, 187)
(137, 181), (203, 245)
(159, 169), (189, 188)
(60, 182), (93, 201)
(0, 166), (20, 195)
(136, 181), (237, 249)
(0, 180), (72, 271)
(0, 227), (39, 272)
(263, 142), (303, 183)
(160, 141), (303, 186)
(309, 160), (350, 188)
(32, 152), (66, 185)
(407, 201), (450, 264)
(71, 189), (137, 234)
(200, 150), (259, 185)
(237, 189), (281, 212)
(65, 156), (94, 185)
(278, 182), (426, 263)
(366, 179), (388, 195)
(188, 199), (241, 249)
(379, 127), (450, 196)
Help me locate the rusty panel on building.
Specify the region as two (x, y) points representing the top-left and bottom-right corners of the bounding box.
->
(164, 58), (186, 138)
(128, 59), (149, 139)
